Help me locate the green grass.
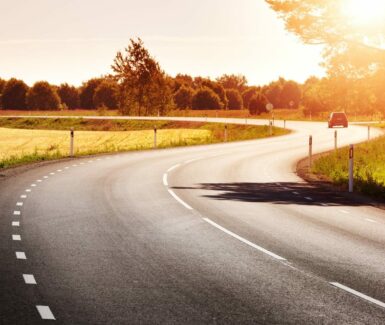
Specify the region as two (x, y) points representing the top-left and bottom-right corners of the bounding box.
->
(312, 134), (385, 198)
(0, 118), (289, 169)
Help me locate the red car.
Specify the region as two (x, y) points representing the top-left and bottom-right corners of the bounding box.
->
(328, 112), (348, 128)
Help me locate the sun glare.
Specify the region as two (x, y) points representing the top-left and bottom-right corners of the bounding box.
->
(342, 0), (385, 25)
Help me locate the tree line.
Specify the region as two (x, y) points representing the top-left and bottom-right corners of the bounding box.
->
(1, 37), (383, 117)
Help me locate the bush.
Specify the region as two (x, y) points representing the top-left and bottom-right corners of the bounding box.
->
(225, 89), (243, 110)
(80, 78), (103, 109)
(27, 81), (61, 110)
(58, 83), (79, 109)
(192, 87), (222, 110)
(249, 93), (267, 115)
(2, 78), (29, 110)
(242, 87), (259, 109)
(174, 85), (194, 109)
(93, 80), (118, 109)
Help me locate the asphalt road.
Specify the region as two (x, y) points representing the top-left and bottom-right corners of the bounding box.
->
(0, 118), (384, 324)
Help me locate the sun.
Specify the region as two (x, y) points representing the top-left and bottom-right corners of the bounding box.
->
(341, 0), (385, 26)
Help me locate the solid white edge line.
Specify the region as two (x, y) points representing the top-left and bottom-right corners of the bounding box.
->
(330, 282), (385, 309)
(16, 252), (26, 259)
(184, 157), (202, 164)
(202, 218), (286, 261)
(167, 164), (181, 173)
(36, 305), (56, 320)
(163, 174), (168, 187)
(167, 189), (193, 210)
(23, 274), (37, 284)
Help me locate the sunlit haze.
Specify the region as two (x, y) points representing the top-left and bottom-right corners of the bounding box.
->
(341, 0), (385, 26)
(0, 0), (324, 86)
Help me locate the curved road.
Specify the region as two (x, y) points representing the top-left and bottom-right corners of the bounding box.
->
(1, 118), (384, 324)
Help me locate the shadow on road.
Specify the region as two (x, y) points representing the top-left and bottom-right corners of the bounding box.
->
(172, 182), (368, 207)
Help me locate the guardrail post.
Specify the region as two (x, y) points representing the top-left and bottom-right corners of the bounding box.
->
(70, 128), (74, 157)
(224, 125), (228, 142)
(334, 130), (338, 152)
(349, 144), (354, 193)
(309, 135), (313, 169)
(154, 126), (157, 149)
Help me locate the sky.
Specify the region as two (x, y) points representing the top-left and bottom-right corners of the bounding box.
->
(0, 0), (325, 87)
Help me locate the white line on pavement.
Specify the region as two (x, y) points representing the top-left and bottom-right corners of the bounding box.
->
(293, 192), (299, 195)
(37, 179), (42, 182)
(167, 164), (181, 173)
(43, 176), (49, 178)
(20, 195), (27, 199)
(340, 210), (349, 214)
(16, 202), (23, 206)
(365, 218), (377, 223)
(12, 221), (20, 227)
(23, 274), (37, 284)
(26, 189), (31, 192)
(36, 306), (55, 320)
(13, 211), (21, 215)
(184, 157), (202, 164)
(330, 282), (385, 309)
(50, 172), (55, 175)
(31, 184), (36, 187)
(202, 218), (286, 261)
(163, 174), (168, 187)
(16, 252), (26, 259)
(168, 189), (193, 210)
(305, 197), (313, 201)
(12, 235), (21, 241)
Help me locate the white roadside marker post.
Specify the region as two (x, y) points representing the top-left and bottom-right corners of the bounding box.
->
(334, 130), (338, 152)
(154, 126), (157, 149)
(309, 135), (313, 169)
(269, 121), (273, 136)
(368, 125), (371, 141)
(224, 125), (228, 142)
(70, 128), (74, 157)
(284, 120), (286, 129)
(349, 144), (354, 193)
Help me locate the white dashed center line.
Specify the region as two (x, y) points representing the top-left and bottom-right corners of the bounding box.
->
(12, 235), (21, 241)
(16, 202), (23, 206)
(305, 197), (313, 201)
(37, 179), (42, 182)
(163, 174), (168, 187)
(292, 191), (299, 195)
(330, 282), (385, 309)
(23, 274), (37, 284)
(43, 176), (49, 179)
(13, 211), (21, 216)
(16, 252), (26, 259)
(31, 184), (36, 187)
(26, 189), (31, 192)
(50, 172), (55, 175)
(168, 189), (193, 210)
(20, 195), (27, 199)
(36, 306), (56, 320)
(365, 218), (377, 223)
(12, 221), (20, 227)
(203, 218), (286, 261)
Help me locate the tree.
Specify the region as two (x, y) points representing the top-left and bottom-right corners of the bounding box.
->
(173, 74), (194, 92)
(192, 87), (222, 110)
(0, 78), (6, 108)
(264, 82), (282, 108)
(265, 0), (385, 76)
(111, 38), (173, 115)
(280, 80), (302, 108)
(26, 81), (60, 110)
(93, 80), (119, 109)
(2, 78), (29, 110)
(217, 74), (248, 92)
(80, 78), (103, 109)
(249, 93), (268, 115)
(174, 85), (194, 109)
(242, 87), (259, 109)
(57, 83), (79, 109)
(225, 89), (243, 110)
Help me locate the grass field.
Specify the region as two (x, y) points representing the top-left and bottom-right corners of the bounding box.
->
(0, 118), (289, 169)
(312, 127), (385, 198)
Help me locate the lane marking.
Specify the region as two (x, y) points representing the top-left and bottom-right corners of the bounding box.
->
(202, 218), (286, 261)
(12, 221), (20, 227)
(283, 187), (290, 190)
(13, 211), (21, 215)
(184, 157), (202, 164)
(72, 164), (77, 167)
(23, 274), (37, 284)
(31, 184), (37, 187)
(16, 252), (26, 259)
(36, 306), (56, 320)
(65, 166), (69, 169)
(321, 203), (328, 206)
(50, 172), (55, 175)
(167, 164), (181, 173)
(167, 189), (193, 210)
(163, 174), (168, 187)
(20, 195), (27, 199)
(365, 218), (377, 223)
(16, 202), (23, 206)
(43, 176), (49, 179)
(292, 191), (299, 195)
(26, 189), (31, 192)
(340, 210), (349, 214)
(305, 197), (313, 201)
(57, 169), (62, 172)
(37, 179), (42, 182)
(330, 282), (385, 309)
(12, 235), (21, 241)
(97, 158), (101, 161)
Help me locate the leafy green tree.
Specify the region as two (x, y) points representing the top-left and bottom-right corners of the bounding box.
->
(93, 80), (119, 109)
(174, 85), (194, 109)
(192, 87), (222, 110)
(27, 81), (60, 110)
(226, 89), (243, 110)
(249, 93), (267, 115)
(242, 87), (259, 109)
(2, 78), (29, 110)
(173, 74), (194, 92)
(280, 80), (302, 108)
(0, 78), (6, 108)
(57, 83), (79, 109)
(264, 83), (282, 108)
(80, 78), (103, 109)
(217, 74), (248, 92)
(112, 38), (173, 116)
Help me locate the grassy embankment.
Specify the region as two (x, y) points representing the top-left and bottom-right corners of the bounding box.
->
(312, 124), (385, 198)
(0, 117), (289, 169)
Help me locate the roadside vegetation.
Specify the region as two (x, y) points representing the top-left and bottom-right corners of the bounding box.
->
(0, 118), (289, 169)
(312, 128), (385, 198)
